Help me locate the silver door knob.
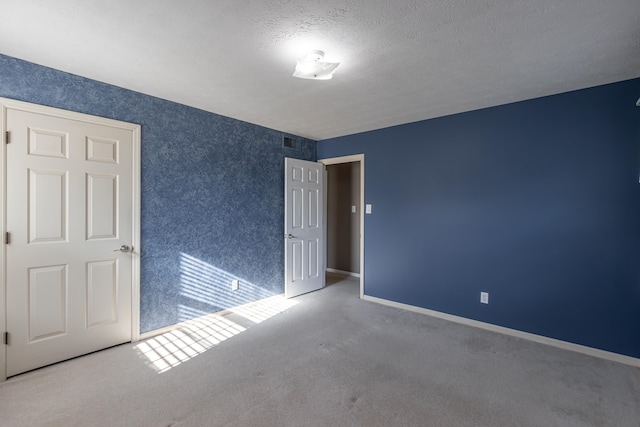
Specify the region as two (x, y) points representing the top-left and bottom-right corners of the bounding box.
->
(113, 245), (131, 253)
(284, 234), (296, 239)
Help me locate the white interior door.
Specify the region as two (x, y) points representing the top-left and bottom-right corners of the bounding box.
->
(284, 158), (325, 298)
(4, 102), (139, 377)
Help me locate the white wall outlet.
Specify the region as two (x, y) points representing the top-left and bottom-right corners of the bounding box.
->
(232, 279), (239, 291)
(480, 292), (489, 304)
(366, 204), (372, 214)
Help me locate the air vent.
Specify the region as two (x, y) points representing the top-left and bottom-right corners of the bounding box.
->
(283, 136), (299, 150)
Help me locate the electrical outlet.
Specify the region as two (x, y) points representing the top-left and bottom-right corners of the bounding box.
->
(232, 279), (239, 291)
(480, 292), (489, 304)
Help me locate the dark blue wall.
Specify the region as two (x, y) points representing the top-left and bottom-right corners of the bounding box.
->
(319, 79), (640, 358)
(0, 54), (316, 332)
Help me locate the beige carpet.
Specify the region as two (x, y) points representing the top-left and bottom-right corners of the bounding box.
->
(0, 274), (638, 426)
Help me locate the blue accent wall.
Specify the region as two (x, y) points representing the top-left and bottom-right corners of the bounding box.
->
(0, 54), (316, 332)
(319, 79), (640, 358)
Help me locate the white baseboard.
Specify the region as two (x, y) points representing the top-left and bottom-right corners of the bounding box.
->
(363, 295), (640, 368)
(326, 268), (360, 278)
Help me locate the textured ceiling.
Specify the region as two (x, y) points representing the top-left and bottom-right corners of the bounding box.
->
(1, 0), (639, 140)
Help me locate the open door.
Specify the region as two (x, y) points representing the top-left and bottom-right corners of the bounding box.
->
(284, 158), (325, 298)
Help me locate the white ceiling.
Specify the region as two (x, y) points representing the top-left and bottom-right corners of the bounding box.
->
(1, 0), (639, 140)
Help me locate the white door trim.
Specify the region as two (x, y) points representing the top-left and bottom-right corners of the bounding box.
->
(0, 97), (141, 381)
(319, 154), (365, 299)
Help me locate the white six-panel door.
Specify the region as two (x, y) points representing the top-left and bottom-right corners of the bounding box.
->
(2, 100), (140, 378)
(284, 158), (325, 298)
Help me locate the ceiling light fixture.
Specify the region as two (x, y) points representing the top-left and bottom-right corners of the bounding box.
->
(293, 50), (340, 80)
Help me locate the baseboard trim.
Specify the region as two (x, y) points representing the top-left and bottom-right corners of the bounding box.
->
(363, 295), (640, 368)
(139, 294), (286, 341)
(326, 268), (360, 278)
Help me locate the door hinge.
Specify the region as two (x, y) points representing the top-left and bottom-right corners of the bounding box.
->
(3, 332), (8, 345)
(5, 232), (9, 244)
(5, 131), (9, 144)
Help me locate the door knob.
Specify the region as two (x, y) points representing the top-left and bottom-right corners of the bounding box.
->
(284, 234), (296, 239)
(113, 245), (131, 253)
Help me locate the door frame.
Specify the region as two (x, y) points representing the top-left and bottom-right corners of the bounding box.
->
(0, 97), (141, 381)
(318, 154), (365, 299)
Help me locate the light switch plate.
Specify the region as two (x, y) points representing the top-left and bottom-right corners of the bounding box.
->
(352, 205), (357, 213)
(480, 292), (489, 304)
(366, 204), (372, 214)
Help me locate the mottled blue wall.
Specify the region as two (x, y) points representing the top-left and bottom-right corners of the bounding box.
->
(0, 54), (316, 332)
(319, 78), (640, 358)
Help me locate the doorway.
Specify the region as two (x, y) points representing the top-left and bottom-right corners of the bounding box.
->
(319, 154), (364, 298)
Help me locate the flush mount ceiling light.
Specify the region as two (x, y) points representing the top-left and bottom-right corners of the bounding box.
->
(293, 50), (340, 80)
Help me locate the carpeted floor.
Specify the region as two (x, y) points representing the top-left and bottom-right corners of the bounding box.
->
(0, 274), (638, 426)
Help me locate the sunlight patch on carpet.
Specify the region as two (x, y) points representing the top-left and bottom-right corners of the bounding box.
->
(229, 296), (298, 324)
(135, 295), (298, 373)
